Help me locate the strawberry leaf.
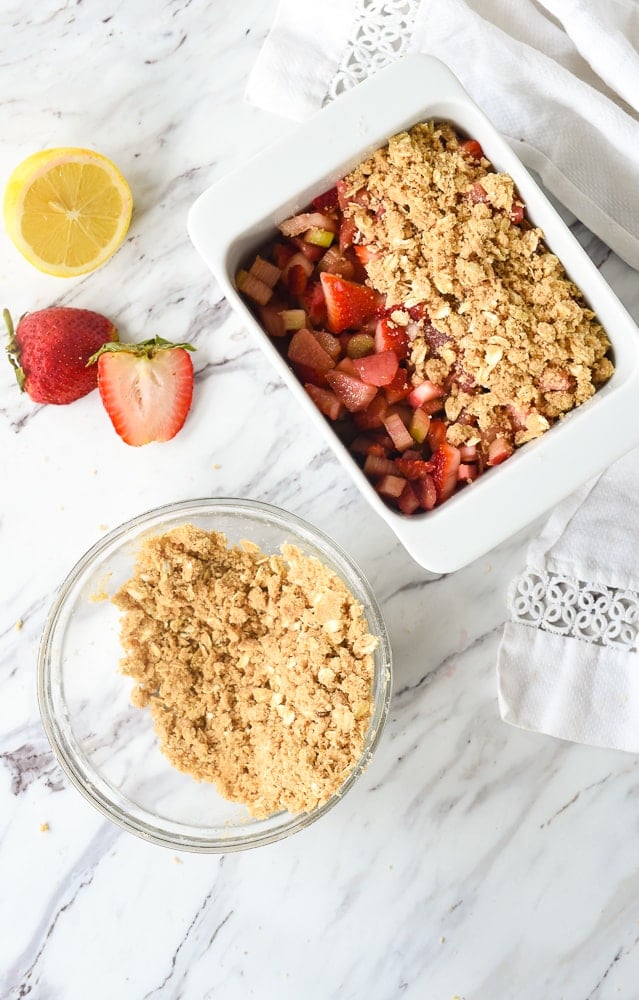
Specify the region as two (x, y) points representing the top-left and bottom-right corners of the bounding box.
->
(87, 335), (195, 366)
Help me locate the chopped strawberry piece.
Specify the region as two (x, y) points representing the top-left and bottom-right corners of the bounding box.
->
(353, 394), (389, 430)
(407, 303), (429, 322)
(320, 274), (381, 333)
(339, 216), (358, 252)
(273, 242), (295, 270)
(487, 436), (514, 466)
(384, 368), (412, 404)
(374, 319), (409, 360)
(420, 398), (445, 415)
(335, 356), (358, 375)
(363, 453), (398, 478)
(352, 350), (399, 387)
(293, 363), (327, 387)
(539, 367), (574, 392)
(312, 187), (339, 212)
(301, 281), (327, 326)
(510, 201), (525, 225)
(397, 482), (421, 515)
(468, 182), (490, 204)
(304, 383), (343, 421)
(422, 323), (451, 355)
(325, 370), (378, 412)
(336, 180), (350, 212)
(427, 419), (447, 452)
(282, 251), (314, 281)
(312, 329), (341, 360)
(459, 444), (478, 462)
(430, 444), (461, 503)
(460, 139), (484, 160)
(395, 457), (432, 480)
(407, 379), (444, 408)
(288, 328), (336, 375)
(258, 304), (286, 338)
(413, 474), (437, 510)
(376, 474), (406, 499)
(383, 412), (414, 452)
(287, 264), (308, 296)
(354, 245), (380, 265)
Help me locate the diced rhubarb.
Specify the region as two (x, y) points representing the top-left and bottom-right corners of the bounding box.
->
(487, 436), (514, 466)
(374, 319), (409, 360)
(384, 368), (412, 404)
(248, 255), (281, 288)
(288, 264), (309, 296)
(376, 474), (407, 499)
(350, 434), (378, 456)
(420, 398), (445, 415)
(279, 212), (337, 237)
(397, 482), (421, 515)
(459, 443), (478, 462)
(460, 139), (484, 160)
(413, 474), (437, 510)
(291, 237), (325, 262)
(353, 350), (399, 387)
(335, 356), (358, 375)
(236, 270), (273, 306)
(326, 370), (378, 412)
(383, 412), (414, 452)
(407, 380), (444, 408)
(279, 309), (306, 332)
(363, 453), (398, 478)
(409, 408), (431, 444)
(312, 329), (341, 360)
(304, 227), (335, 248)
(304, 383), (343, 421)
(458, 463), (480, 482)
(320, 273), (381, 334)
(346, 333), (375, 359)
(312, 187), (339, 212)
(259, 303), (286, 338)
(395, 457), (432, 480)
(317, 246), (355, 279)
(468, 182), (490, 204)
(430, 444), (461, 503)
(427, 419), (447, 452)
(288, 328), (336, 375)
(353, 394), (389, 430)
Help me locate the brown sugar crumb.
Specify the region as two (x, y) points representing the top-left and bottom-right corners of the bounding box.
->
(112, 525), (377, 819)
(343, 122), (613, 451)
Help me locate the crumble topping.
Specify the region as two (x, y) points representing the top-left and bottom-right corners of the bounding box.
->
(112, 525), (376, 819)
(342, 122), (613, 447)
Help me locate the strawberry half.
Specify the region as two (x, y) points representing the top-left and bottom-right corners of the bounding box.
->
(5, 306), (117, 404)
(320, 273), (381, 333)
(89, 336), (195, 446)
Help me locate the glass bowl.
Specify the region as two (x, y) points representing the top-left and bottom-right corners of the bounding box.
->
(38, 498), (392, 852)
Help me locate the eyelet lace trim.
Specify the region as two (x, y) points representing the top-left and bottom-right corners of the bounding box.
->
(510, 569), (639, 651)
(325, 0), (418, 101)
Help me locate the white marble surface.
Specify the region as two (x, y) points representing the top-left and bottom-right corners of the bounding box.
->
(2, 3), (639, 998)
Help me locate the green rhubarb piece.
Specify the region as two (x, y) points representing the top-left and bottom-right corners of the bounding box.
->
(304, 228), (335, 248)
(346, 333), (375, 359)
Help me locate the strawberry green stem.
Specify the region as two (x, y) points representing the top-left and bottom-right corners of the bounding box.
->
(87, 335), (195, 366)
(4, 308), (25, 391)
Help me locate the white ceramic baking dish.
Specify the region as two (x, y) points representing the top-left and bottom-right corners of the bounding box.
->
(188, 54), (639, 573)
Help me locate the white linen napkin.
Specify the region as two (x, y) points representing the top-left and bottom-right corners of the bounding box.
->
(246, 0), (639, 750)
(498, 450), (639, 752)
(246, 0), (639, 270)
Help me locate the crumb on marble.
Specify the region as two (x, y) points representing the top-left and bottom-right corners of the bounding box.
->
(172, 855), (183, 864)
(15, 618), (23, 632)
(112, 524), (377, 819)
(212, 463), (221, 470)
(89, 572), (113, 603)
(39, 822), (49, 833)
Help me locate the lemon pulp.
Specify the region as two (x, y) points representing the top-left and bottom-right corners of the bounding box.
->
(4, 147), (133, 277)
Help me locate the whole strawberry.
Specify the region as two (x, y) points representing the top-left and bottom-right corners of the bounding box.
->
(88, 336), (195, 446)
(5, 306), (118, 404)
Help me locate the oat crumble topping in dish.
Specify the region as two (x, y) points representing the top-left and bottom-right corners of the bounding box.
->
(237, 121), (614, 516)
(112, 524), (377, 819)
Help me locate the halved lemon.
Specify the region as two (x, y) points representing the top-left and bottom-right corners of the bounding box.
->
(3, 147), (133, 277)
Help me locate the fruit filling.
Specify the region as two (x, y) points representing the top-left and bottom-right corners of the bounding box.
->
(237, 121), (614, 515)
